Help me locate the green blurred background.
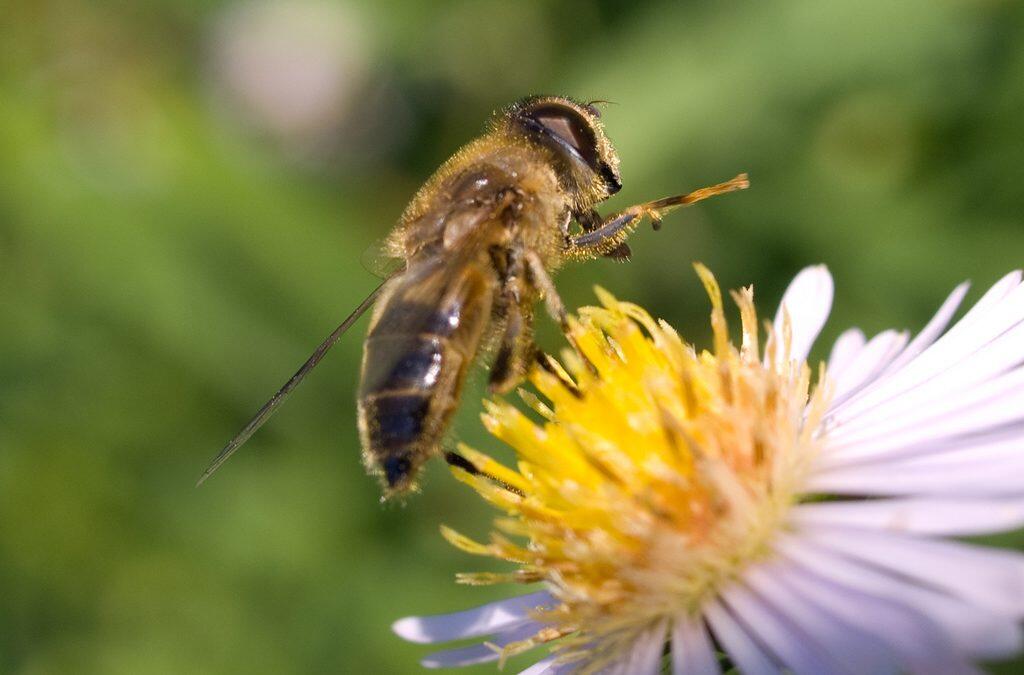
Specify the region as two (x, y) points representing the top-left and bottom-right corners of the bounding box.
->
(2, 0), (1023, 672)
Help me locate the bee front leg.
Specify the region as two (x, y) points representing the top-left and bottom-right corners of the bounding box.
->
(572, 208), (631, 262)
(566, 211), (642, 260)
(564, 173), (750, 260)
(574, 207), (602, 233)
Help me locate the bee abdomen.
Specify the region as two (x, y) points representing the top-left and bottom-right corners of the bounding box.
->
(359, 389), (437, 489)
(361, 391), (432, 454)
(358, 331), (465, 490)
(360, 334), (446, 395)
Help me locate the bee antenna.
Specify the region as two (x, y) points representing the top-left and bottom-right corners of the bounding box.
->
(582, 99), (616, 119)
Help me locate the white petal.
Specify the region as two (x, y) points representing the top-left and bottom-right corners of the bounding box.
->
(807, 441), (1024, 497)
(792, 497), (1024, 536)
(823, 321), (1024, 451)
(421, 622), (541, 668)
(820, 367), (1024, 467)
(904, 431), (1024, 468)
(796, 527), (1024, 619)
(778, 532), (1019, 659)
(608, 621), (667, 675)
(518, 656), (581, 675)
(827, 330), (908, 408)
(881, 282), (970, 375)
(743, 562), (898, 674)
(770, 265), (833, 367)
(671, 615), (720, 675)
(518, 657), (579, 675)
(811, 423), (1024, 493)
(771, 544), (978, 673)
(719, 583), (840, 675)
(861, 430), (1024, 483)
(517, 657), (557, 675)
(392, 591), (553, 644)
(826, 275), (1024, 427)
(703, 599), (782, 675)
(826, 328), (866, 377)
(959, 270), (1022, 323)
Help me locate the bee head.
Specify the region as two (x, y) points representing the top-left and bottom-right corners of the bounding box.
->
(501, 95), (622, 205)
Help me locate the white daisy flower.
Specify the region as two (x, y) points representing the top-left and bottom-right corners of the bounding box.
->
(393, 264), (1024, 674)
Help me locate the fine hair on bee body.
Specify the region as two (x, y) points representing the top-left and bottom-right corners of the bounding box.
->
(198, 94), (748, 499)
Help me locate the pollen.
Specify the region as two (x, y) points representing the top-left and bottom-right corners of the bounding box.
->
(445, 264), (832, 669)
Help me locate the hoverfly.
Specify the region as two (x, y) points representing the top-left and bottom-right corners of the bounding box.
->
(198, 95), (748, 497)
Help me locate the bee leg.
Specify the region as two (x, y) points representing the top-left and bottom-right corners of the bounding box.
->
(443, 451), (524, 496)
(573, 208), (631, 260)
(490, 246), (538, 394)
(574, 207), (602, 232)
(565, 173), (750, 260)
(524, 250), (599, 374)
(489, 303), (533, 394)
(533, 347), (582, 398)
(524, 250), (568, 331)
(603, 242), (632, 261)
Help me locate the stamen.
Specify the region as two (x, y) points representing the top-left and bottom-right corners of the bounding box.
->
(443, 268), (829, 668)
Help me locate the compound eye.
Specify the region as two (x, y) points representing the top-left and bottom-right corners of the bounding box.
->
(526, 103), (600, 168)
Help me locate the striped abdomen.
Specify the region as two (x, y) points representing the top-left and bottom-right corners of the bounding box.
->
(357, 261), (494, 494)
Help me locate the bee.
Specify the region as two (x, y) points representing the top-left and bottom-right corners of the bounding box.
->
(198, 95), (747, 497)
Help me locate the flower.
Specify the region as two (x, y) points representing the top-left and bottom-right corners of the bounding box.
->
(393, 265), (1024, 674)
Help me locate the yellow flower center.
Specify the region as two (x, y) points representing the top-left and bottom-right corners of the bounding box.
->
(445, 265), (831, 669)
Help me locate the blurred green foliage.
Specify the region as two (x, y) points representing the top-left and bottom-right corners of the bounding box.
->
(1, 0), (1023, 672)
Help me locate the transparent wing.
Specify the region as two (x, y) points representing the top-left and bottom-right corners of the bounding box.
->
(360, 238), (404, 280)
(196, 280), (388, 486)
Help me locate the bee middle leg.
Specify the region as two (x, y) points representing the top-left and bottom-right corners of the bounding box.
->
(524, 249), (569, 332)
(489, 301), (535, 394)
(488, 246), (537, 394)
(524, 249), (598, 374)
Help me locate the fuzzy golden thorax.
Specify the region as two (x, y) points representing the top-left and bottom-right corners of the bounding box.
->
(396, 96), (620, 234)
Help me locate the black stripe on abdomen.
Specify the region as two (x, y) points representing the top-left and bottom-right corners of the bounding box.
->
(360, 391), (433, 488)
(367, 300), (461, 339)
(359, 334), (445, 396)
(359, 332), (453, 488)
(363, 392), (431, 449)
